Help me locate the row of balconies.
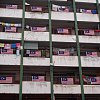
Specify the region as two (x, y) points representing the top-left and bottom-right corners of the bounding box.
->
(0, 8), (99, 22)
(0, 54), (100, 67)
(0, 31), (100, 43)
(0, 82), (100, 94)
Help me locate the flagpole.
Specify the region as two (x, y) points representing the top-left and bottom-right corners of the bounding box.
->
(73, 0), (85, 100)
(19, 0), (25, 100)
(48, 1), (54, 100)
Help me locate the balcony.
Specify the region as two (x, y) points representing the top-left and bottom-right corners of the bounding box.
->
(0, 32), (21, 41)
(23, 57), (50, 66)
(0, 82), (100, 94)
(81, 56), (100, 67)
(0, 84), (19, 94)
(24, 31), (49, 42)
(0, 54), (20, 65)
(0, 54), (100, 67)
(75, 0), (96, 3)
(0, 8), (22, 18)
(0, 8), (99, 22)
(79, 35), (100, 43)
(77, 13), (99, 22)
(53, 56), (78, 67)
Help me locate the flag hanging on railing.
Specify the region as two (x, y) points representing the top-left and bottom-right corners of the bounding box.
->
(32, 76), (45, 82)
(31, 27), (47, 32)
(6, 5), (17, 9)
(84, 29), (95, 35)
(1, 49), (13, 54)
(52, 4), (69, 12)
(4, 44), (11, 49)
(57, 28), (69, 34)
(61, 77), (74, 85)
(0, 76), (13, 83)
(31, 6), (42, 11)
(29, 50), (41, 57)
(86, 51), (97, 57)
(83, 76), (100, 84)
(58, 49), (70, 56)
(5, 26), (17, 32)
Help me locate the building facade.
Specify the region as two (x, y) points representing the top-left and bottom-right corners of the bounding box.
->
(0, 0), (100, 100)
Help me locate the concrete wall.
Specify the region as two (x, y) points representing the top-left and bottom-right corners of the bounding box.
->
(0, 55), (100, 67)
(1, 32), (100, 43)
(0, 32), (21, 41)
(0, 82), (100, 94)
(0, 8), (99, 22)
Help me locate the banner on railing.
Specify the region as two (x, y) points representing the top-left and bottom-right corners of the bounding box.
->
(5, 26), (17, 32)
(6, 5), (17, 9)
(57, 28), (69, 34)
(61, 77), (74, 85)
(0, 76), (13, 83)
(83, 75), (100, 84)
(31, 6), (42, 11)
(31, 27), (47, 32)
(32, 76), (45, 82)
(84, 29), (95, 35)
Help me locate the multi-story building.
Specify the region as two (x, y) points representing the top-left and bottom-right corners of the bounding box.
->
(0, 0), (100, 100)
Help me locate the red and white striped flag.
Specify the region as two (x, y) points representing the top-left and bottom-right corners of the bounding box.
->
(0, 76), (13, 83)
(61, 77), (74, 85)
(32, 76), (45, 82)
(29, 50), (41, 57)
(31, 6), (42, 11)
(6, 5), (17, 9)
(84, 29), (95, 35)
(31, 27), (47, 32)
(57, 28), (69, 34)
(5, 26), (17, 32)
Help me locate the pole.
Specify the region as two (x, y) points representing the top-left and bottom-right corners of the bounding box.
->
(72, 0), (85, 100)
(48, 0), (54, 100)
(96, 0), (100, 29)
(19, 0), (25, 100)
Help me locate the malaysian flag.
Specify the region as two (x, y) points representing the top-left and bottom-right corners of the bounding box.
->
(5, 26), (17, 32)
(31, 6), (42, 11)
(31, 27), (47, 32)
(4, 44), (11, 49)
(61, 77), (74, 85)
(0, 76), (13, 83)
(57, 28), (69, 34)
(83, 76), (100, 84)
(86, 51), (97, 57)
(84, 30), (95, 35)
(32, 76), (45, 82)
(6, 5), (17, 9)
(1, 49), (13, 54)
(58, 49), (70, 56)
(29, 50), (41, 57)
(91, 77), (100, 84)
